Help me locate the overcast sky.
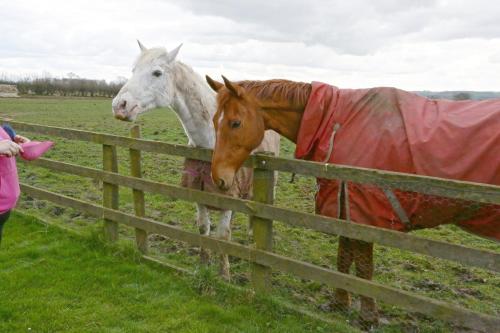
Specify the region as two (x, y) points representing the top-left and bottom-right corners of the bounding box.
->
(1, 0), (500, 90)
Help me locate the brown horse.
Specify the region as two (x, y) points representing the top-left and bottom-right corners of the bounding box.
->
(205, 75), (500, 325)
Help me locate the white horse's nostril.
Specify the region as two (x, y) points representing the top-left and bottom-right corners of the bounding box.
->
(114, 108), (128, 120)
(120, 100), (127, 109)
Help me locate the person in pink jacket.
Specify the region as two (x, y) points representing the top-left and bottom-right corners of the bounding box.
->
(0, 125), (30, 245)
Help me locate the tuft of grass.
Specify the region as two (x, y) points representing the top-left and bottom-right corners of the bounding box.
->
(190, 265), (219, 296)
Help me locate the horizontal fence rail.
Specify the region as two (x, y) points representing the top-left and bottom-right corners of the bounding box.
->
(22, 157), (500, 273)
(20, 184), (500, 333)
(9, 120), (500, 204)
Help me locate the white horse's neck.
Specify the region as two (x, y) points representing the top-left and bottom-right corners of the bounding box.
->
(170, 61), (216, 148)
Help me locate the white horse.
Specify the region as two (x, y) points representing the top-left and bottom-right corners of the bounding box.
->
(112, 41), (280, 279)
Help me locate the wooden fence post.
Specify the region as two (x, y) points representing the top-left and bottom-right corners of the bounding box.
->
(102, 144), (119, 241)
(130, 125), (148, 253)
(250, 153), (276, 292)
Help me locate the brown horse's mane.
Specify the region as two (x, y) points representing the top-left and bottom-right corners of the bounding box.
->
(240, 79), (311, 106)
(218, 79), (312, 110)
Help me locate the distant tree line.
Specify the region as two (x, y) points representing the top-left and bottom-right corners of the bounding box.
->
(452, 92), (471, 100)
(0, 72), (126, 97)
(418, 91), (500, 100)
(424, 92), (472, 100)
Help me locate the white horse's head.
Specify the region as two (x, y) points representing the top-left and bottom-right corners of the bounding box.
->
(112, 41), (182, 121)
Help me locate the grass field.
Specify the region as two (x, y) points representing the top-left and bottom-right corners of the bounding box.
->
(1, 97), (499, 332)
(0, 212), (344, 333)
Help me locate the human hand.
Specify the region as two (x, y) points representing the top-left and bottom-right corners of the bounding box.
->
(14, 135), (30, 144)
(0, 139), (23, 157)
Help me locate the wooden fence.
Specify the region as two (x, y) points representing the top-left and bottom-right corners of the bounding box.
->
(8, 120), (500, 332)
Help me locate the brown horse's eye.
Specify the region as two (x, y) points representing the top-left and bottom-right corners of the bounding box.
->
(152, 70), (162, 77)
(230, 120), (241, 129)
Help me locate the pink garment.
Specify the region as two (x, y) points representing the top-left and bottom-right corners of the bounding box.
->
(0, 127), (20, 213)
(20, 141), (54, 161)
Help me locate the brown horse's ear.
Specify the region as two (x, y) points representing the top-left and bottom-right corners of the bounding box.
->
(221, 75), (241, 97)
(206, 75), (223, 92)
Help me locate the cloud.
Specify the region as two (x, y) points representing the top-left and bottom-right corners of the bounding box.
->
(172, 0), (500, 54)
(192, 38), (500, 91)
(0, 0), (500, 90)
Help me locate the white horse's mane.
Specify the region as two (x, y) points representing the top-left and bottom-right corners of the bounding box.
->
(174, 61), (215, 118)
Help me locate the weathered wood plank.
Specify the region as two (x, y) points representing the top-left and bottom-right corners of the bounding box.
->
(8, 120), (212, 161)
(23, 158), (500, 272)
(19, 183), (500, 333)
(251, 153), (276, 292)
(130, 125), (148, 253)
(254, 155), (500, 205)
(9, 119), (499, 204)
(102, 144), (119, 242)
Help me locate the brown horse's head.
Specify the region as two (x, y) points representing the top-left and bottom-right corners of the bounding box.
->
(206, 75), (265, 191)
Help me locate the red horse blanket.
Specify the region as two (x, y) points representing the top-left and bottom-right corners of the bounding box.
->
(295, 82), (500, 240)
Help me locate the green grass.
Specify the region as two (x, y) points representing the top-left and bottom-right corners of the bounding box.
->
(1, 96), (499, 332)
(0, 212), (349, 333)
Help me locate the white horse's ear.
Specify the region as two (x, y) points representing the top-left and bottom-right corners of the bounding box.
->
(137, 40), (147, 52)
(167, 43), (183, 62)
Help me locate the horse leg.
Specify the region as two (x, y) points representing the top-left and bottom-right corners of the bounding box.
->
(333, 236), (354, 311)
(353, 240), (379, 326)
(216, 210), (233, 281)
(196, 203), (211, 264)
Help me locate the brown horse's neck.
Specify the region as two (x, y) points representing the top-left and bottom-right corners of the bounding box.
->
(239, 80), (312, 143)
(259, 108), (304, 143)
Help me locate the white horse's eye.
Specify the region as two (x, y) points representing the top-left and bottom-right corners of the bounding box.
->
(152, 70), (162, 77)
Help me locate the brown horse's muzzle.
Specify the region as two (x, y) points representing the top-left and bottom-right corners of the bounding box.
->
(211, 167), (235, 192)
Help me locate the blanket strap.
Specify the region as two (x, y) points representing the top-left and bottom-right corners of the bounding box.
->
(343, 181), (350, 221)
(336, 182), (343, 219)
(322, 123), (341, 163)
(336, 181), (351, 221)
(382, 188), (410, 225)
(319, 122), (347, 221)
